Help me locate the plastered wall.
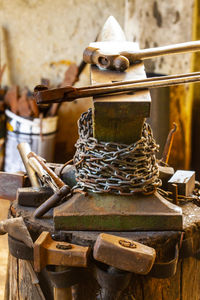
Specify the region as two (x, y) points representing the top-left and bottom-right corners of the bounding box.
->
(0, 0), (124, 89)
(0, 0), (196, 167)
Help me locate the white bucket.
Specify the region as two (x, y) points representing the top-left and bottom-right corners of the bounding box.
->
(4, 109), (58, 172)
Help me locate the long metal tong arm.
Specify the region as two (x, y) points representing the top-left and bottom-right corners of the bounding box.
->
(35, 71), (200, 105)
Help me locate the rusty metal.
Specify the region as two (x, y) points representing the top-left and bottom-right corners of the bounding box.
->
(72, 109), (161, 195)
(27, 151), (71, 218)
(34, 231), (90, 272)
(28, 157), (58, 192)
(161, 122), (177, 164)
(171, 184), (178, 205)
(33, 184), (71, 218)
(119, 239), (137, 249)
(168, 170), (195, 196)
(28, 151), (65, 189)
(17, 187), (53, 207)
(94, 264), (132, 300)
(35, 71), (200, 105)
(93, 233), (156, 274)
(56, 243), (72, 250)
(83, 40), (200, 71)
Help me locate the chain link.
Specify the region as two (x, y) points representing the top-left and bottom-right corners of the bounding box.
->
(73, 109), (161, 195)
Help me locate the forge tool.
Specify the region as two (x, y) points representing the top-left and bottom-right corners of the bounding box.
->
(51, 16), (183, 231)
(35, 71), (200, 105)
(27, 151), (71, 218)
(83, 40), (200, 71)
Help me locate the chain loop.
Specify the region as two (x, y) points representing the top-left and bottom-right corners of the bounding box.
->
(73, 109), (161, 195)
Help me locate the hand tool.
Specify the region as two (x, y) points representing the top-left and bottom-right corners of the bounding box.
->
(35, 71), (200, 105)
(93, 233), (156, 274)
(168, 170), (195, 196)
(28, 156), (59, 192)
(17, 142), (40, 188)
(27, 151), (71, 218)
(83, 40), (200, 71)
(34, 231), (90, 272)
(17, 187), (53, 207)
(47, 63), (79, 117)
(161, 122), (177, 164)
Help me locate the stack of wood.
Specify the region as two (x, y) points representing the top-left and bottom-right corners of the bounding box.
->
(3, 63), (79, 119)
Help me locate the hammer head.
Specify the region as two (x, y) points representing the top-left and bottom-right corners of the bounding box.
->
(93, 233), (156, 275)
(83, 41), (138, 72)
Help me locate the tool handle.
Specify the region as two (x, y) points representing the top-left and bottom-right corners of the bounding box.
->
(28, 152), (65, 189)
(126, 40), (200, 62)
(33, 185), (71, 218)
(17, 143), (40, 188)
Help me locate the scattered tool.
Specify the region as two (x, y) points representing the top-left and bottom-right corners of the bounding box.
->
(17, 187), (53, 207)
(35, 71), (200, 105)
(27, 151), (71, 217)
(34, 231), (90, 272)
(17, 142), (40, 188)
(93, 233), (156, 274)
(168, 170), (195, 197)
(83, 40), (200, 71)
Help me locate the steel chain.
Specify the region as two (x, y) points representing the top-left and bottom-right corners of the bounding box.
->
(73, 109), (161, 195)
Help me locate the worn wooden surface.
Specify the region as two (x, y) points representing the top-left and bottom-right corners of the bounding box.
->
(3, 199), (199, 299)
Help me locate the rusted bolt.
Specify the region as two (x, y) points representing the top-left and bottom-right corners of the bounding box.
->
(119, 239), (137, 249)
(56, 243), (72, 250)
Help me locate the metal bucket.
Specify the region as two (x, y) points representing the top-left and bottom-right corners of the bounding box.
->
(4, 109), (58, 172)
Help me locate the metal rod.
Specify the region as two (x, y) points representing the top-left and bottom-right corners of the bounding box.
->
(161, 123), (177, 164)
(122, 40), (200, 61)
(36, 71), (200, 104)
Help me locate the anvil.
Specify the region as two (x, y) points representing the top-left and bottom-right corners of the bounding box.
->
(54, 16), (182, 231)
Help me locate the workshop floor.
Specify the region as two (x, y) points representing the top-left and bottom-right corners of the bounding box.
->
(0, 200), (10, 299)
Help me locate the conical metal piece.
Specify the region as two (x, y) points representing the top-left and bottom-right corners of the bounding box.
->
(97, 16), (126, 42)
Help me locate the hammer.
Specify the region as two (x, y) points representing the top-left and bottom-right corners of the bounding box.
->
(27, 151), (71, 218)
(83, 40), (200, 71)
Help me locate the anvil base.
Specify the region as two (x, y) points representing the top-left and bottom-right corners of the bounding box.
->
(53, 192), (182, 231)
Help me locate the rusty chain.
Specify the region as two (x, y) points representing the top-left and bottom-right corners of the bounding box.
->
(72, 109), (161, 196)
